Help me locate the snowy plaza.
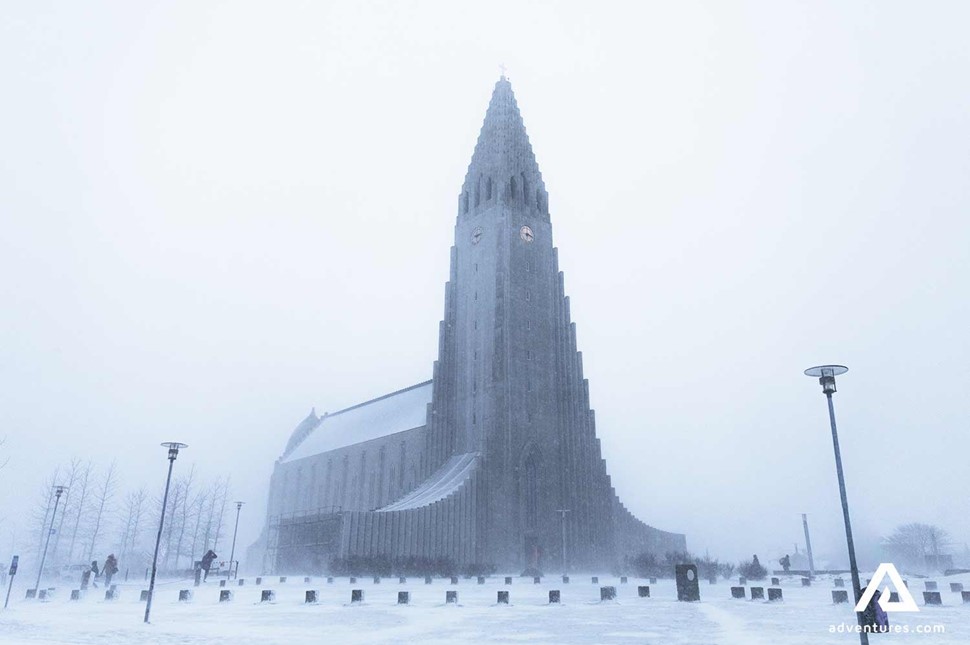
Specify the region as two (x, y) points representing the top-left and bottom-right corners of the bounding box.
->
(2, 572), (968, 645)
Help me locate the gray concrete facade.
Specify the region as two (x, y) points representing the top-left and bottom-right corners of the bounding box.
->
(255, 77), (685, 574)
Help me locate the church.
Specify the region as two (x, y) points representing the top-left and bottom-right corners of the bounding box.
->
(255, 76), (685, 574)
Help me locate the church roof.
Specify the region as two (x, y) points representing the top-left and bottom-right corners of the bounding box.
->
(280, 380), (433, 463)
(377, 452), (479, 511)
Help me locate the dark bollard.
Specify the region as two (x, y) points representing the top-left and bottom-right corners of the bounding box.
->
(255, 577), (262, 585)
(962, 590), (970, 604)
(373, 576), (381, 584)
(327, 577), (334, 584)
(731, 586), (745, 599)
(923, 591), (942, 606)
(220, 589), (233, 603)
(350, 589), (363, 604)
(397, 591), (410, 605)
(105, 588), (119, 601)
(26, 589), (36, 599)
(497, 590), (509, 604)
(38, 590), (49, 601)
(446, 590), (458, 604)
(238, 579), (245, 586)
(533, 576), (541, 584)
(801, 577), (811, 587)
(399, 577), (406, 584)
(424, 576), (432, 585)
(562, 575), (570, 584)
(739, 576), (746, 585)
(638, 585), (650, 598)
(178, 589), (193, 602)
(600, 586), (616, 601)
(450, 576), (458, 585)
(549, 590), (560, 604)
(591, 576), (599, 584)
(305, 590), (318, 604)
(305, 577), (312, 584)
(477, 576), (485, 585)
(219, 580), (226, 588)
(649, 577), (657, 585)
(261, 589), (275, 603)
(768, 588), (783, 602)
(504, 576), (512, 585)
(349, 577), (357, 584)
(950, 582), (963, 593)
(140, 589), (149, 602)
(620, 576), (628, 584)
(750, 587), (765, 600)
(280, 576), (287, 584)
(675, 564), (701, 602)
(834, 578), (845, 588)
(70, 590), (81, 601)
(194, 568), (202, 587)
(771, 577), (780, 586)
(832, 590), (849, 604)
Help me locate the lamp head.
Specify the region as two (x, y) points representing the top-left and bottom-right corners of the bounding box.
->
(160, 441), (189, 460)
(803, 365), (848, 395)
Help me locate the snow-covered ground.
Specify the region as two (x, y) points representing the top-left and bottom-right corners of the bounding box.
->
(1, 571), (967, 644)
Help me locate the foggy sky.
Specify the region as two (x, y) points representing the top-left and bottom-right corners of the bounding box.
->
(1, 1), (968, 569)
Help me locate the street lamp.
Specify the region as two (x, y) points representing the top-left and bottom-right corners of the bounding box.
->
(804, 364), (868, 645)
(555, 509), (570, 576)
(144, 442), (187, 624)
(33, 485), (68, 596)
(227, 502), (244, 580)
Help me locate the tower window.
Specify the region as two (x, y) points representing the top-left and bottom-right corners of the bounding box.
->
(486, 177), (493, 201)
(510, 176), (517, 199)
(527, 320), (532, 330)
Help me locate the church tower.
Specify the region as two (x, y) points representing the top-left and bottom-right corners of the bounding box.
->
(421, 76), (648, 569)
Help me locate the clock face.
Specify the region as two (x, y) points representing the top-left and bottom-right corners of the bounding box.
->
(519, 225), (535, 243)
(471, 227), (483, 244)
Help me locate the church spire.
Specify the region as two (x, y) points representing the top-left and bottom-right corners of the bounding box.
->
(459, 77), (549, 219)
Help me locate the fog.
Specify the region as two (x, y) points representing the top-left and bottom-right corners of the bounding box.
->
(1, 1), (968, 570)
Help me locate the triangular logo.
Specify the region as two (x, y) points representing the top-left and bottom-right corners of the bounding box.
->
(855, 563), (920, 613)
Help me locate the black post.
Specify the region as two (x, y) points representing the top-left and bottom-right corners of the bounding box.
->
(33, 486), (66, 596)
(144, 443), (185, 624)
(227, 502), (243, 580)
(4, 556), (18, 610)
(825, 393), (868, 645)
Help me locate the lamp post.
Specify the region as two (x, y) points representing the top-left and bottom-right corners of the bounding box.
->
(555, 509), (570, 576)
(804, 365), (867, 645)
(144, 442), (187, 624)
(227, 502), (244, 580)
(33, 485), (67, 596)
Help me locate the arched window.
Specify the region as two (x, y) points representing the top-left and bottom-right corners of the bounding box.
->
(510, 176), (517, 200)
(474, 178), (481, 206)
(536, 189), (543, 212)
(486, 177), (493, 201)
(521, 172), (530, 204)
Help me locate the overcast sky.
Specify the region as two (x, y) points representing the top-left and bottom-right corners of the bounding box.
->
(1, 1), (968, 568)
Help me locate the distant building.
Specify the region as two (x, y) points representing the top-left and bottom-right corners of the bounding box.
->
(253, 77), (685, 573)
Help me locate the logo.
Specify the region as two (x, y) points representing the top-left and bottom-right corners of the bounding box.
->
(855, 563), (920, 613)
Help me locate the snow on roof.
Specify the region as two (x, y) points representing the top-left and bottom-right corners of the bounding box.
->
(281, 380), (433, 463)
(377, 452), (479, 511)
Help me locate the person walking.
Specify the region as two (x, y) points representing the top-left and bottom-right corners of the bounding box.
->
(103, 554), (119, 588)
(200, 549), (218, 582)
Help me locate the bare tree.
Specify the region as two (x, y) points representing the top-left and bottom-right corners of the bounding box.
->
(84, 461), (118, 561)
(189, 486), (209, 566)
(884, 523), (951, 571)
(117, 487), (147, 570)
(65, 461), (93, 563)
(173, 465), (196, 569)
(212, 477), (230, 552)
(161, 479), (183, 570)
